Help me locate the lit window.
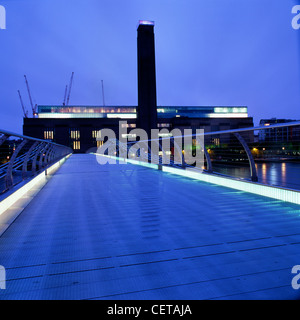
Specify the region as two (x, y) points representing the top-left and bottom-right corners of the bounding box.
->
(92, 130), (101, 139)
(44, 130), (54, 140)
(73, 140), (80, 150)
(70, 129), (80, 139)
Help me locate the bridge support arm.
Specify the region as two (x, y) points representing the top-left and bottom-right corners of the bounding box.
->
(5, 139), (28, 189)
(233, 132), (258, 182)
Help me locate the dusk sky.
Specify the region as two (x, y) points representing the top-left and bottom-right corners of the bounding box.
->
(0, 0), (300, 134)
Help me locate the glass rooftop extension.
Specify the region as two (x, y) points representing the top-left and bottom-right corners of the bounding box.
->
(37, 105), (248, 119)
(157, 106), (248, 118)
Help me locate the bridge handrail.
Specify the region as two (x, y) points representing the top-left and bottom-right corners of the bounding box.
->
(126, 121), (300, 143)
(112, 121), (300, 185)
(0, 129), (73, 193)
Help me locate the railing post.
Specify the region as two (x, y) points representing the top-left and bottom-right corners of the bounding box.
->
(32, 142), (46, 175)
(22, 140), (39, 180)
(233, 132), (258, 182)
(5, 139), (28, 189)
(45, 144), (54, 165)
(196, 137), (213, 173)
(39, 143), (50, 170)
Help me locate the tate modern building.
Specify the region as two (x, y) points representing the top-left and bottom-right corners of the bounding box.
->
(23, 21), (254, 153)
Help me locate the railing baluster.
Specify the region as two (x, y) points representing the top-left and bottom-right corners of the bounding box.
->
(0, 129), (72, 194)
(38, 143), (50, 171)
(44, 144), (53, 166)
(233, 132), (258, 182)
(32, 142), (46, 175)
(5, 139), (28, 189)
(22, 141), (39, 180)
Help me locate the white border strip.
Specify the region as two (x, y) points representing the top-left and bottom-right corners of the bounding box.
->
(0, 154), (71, 217)
(162, 166), (300, 205)
(95, 153), (300, 205)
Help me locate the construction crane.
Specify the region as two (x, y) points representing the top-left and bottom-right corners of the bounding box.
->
(24, 75), (37, 117)
(17, 90), (28, 118)
(66, 72), (74, 106)
(62, 85), (68, 106)
(101, 80), (105, 107)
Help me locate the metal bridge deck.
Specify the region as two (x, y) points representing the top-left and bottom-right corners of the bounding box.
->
(0, 154), (300, 300)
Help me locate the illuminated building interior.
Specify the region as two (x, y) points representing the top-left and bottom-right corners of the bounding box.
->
(37, 105), (248, 119)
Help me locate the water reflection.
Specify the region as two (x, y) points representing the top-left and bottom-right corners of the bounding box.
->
(281, 163), (286, 184)
(211, 162), (300, 190)
(269, 164), (278, 186)
(261, 163), (267, 184)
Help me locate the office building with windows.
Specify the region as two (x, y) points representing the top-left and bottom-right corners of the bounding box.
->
(259, 118), (300, 142)
(23, 105), (253, 152)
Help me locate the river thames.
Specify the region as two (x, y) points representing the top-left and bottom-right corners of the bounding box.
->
(212, 162), (300, 190)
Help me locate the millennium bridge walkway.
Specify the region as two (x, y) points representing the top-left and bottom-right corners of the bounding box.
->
(1, 152), (300, 300)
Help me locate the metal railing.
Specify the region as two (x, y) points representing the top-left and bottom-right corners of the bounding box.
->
(199, 121), (300, 190)
(102, 121), (300, 191)
(0, 129), (73, 194)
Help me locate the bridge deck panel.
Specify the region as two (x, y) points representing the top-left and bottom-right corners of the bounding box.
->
(0, 154), (300, 300)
